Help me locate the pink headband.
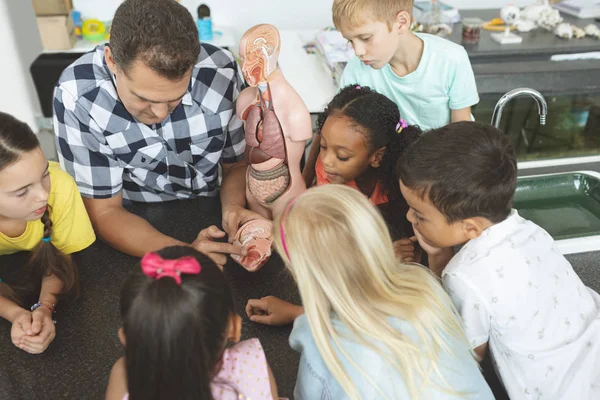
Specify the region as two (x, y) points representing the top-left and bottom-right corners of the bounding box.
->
(279, 199), (296, 260)
(140, 253), (201, 285)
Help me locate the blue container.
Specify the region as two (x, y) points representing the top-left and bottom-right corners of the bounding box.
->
(197, 18), (213, 41)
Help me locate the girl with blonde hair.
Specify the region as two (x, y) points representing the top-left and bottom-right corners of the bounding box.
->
(247, 185), (492, 399)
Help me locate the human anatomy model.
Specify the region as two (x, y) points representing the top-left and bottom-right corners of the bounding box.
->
(236, 24), (312, 220)
(231, 219), (273, 272)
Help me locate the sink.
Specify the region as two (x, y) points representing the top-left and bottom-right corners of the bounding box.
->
(514, 171), (600, 254)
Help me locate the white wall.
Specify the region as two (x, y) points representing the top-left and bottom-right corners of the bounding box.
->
(0, 0), (43, 129)
(72, 0), (536, 37)
(72, 0), (337, 36)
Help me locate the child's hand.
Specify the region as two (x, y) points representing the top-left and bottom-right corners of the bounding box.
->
(10, 308), (33, 351)
(412, 230), (454, 277)
(393, 238), (418, 262)
(411, 230), (444, 256)
(20, 307), (56, 354)
(246, 296), (304, 326)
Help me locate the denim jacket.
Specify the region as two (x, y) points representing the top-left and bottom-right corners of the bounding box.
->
(289, 314), (494, 400)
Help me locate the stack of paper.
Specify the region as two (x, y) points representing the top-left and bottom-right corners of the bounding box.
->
(553, 1), (600, 19)
(314, 29), (354, 85)
(314, 29), (354, 69)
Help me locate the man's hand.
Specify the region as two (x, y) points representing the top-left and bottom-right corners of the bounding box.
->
(191, 225), (246, 268)
(222, 205), (265, 241)
(246, 296), (304, 326)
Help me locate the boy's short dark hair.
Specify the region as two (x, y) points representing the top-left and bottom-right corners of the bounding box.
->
(109, 0), (200, 80)
(397, 121), (517, 223)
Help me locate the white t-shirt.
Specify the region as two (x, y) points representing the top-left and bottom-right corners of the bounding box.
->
(443, 210), (600, 399)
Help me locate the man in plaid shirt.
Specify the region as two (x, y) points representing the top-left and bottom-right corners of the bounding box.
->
(53, 0), (259, 264)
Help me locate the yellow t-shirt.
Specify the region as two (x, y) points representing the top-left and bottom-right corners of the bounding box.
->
(0, 162), (96, 255)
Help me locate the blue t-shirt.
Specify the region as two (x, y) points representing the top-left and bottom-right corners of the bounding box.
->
(340, 33), (479, 131)
(290, 314), (494, 399)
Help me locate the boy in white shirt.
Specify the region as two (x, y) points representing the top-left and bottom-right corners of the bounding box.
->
(397, 121), (600, 399)
(333, 0), (479, 130)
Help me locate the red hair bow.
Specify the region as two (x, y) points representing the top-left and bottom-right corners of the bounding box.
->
(140, 253), (201, 285)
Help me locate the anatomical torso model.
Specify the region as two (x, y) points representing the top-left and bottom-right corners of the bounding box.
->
(236, 24), (312, 220)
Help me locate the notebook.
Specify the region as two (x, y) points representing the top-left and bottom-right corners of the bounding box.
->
(553, 1), (600, 19)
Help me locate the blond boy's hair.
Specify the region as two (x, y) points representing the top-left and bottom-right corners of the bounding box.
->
(275, 185), (474, 399)
(332, 0), (414, 30)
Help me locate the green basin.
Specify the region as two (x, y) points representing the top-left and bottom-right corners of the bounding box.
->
(514, 171), (600, 253)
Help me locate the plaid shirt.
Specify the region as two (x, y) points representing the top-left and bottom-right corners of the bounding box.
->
(53, 44), (245, 202)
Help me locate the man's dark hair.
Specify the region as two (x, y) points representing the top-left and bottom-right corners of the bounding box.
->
(109, 0), (200, 80)
(397, 121), (517, 223)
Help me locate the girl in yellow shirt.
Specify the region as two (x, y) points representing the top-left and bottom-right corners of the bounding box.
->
(0, 112), (95, 354)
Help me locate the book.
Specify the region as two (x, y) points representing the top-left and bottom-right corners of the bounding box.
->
(553, 1), (600, 19)
(314, 29), (354, 71)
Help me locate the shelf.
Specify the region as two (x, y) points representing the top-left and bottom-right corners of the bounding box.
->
(42, 26), (237, 54)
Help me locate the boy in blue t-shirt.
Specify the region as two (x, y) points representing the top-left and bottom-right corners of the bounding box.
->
(333, 0), (479, 131)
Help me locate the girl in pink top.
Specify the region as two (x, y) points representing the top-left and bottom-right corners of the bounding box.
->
(105, 246), (280, 400)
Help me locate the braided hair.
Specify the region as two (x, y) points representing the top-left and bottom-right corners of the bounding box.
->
(306, 84), (421, 204)
(0, 112), (79, 305)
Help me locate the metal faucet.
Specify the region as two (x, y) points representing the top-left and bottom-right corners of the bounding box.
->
(491, 88), (548, 129)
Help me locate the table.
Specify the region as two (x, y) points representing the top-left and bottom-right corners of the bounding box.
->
(452, 10), (600, 62)
(0, 198), (301, 399)
(276, 11), (600, 114)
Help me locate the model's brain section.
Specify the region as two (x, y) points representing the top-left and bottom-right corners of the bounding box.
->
(243, 25), (280, 86)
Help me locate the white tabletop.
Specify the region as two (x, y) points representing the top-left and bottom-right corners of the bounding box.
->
(42, 26), (237, 54)
(277, 29), (338, 114)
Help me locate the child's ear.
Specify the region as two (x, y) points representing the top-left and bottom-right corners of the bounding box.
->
(395, 11), (412, 32)
(227, 314), (242, 343)
(118, 327), (126, 346)
(461, 217), (493, 240)
(370, 147), (386, 168)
